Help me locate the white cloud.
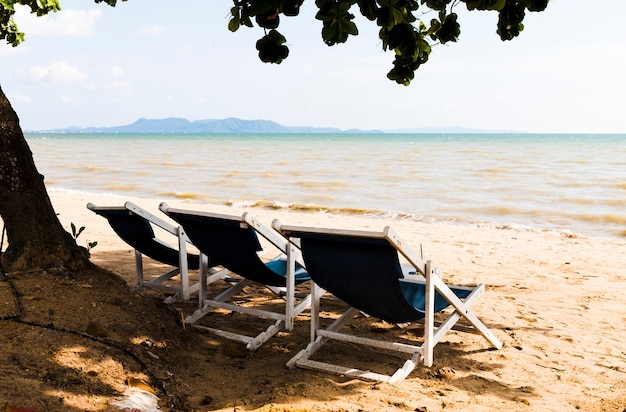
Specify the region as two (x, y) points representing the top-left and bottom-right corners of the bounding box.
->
(138, 25), (165, 36)
(302, 64), (315, 76)
(15, 6), (101, 37)
(103, 65), (133, 97)
(0, 43), (29, 56)
(110, 66), (125, 77)
(60, 95), (79, 104)
(20, 61), (88, 83)
(10, 93), (31, 103)
(103, 80), (134, 98)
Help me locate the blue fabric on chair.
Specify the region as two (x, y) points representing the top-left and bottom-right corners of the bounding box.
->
(297, 233), (470, 324)
(163, 209), (309, 286)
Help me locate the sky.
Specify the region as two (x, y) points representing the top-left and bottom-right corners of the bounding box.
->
(0, 0), (625, 133)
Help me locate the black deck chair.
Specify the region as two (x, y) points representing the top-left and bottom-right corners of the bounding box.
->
(159, 202), (311, 351)
(273, 221), (503, 382)
(87, 202), (226, 303)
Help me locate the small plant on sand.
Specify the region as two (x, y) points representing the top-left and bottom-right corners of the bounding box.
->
(71, 222), (98, 253)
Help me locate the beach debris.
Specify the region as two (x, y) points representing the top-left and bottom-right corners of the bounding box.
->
(433, 367), (456, 380)
(5, 407), (41, 412)
(109, 378), (160, 412)
(515, 397), (531, 405)
(42, 263), (73, 278)
(127, 377), (157, 394)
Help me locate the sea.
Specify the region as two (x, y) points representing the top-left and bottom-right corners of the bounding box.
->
(25, 132), (626, 239)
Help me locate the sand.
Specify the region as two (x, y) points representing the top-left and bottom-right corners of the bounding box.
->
(6, 189), (625, 411)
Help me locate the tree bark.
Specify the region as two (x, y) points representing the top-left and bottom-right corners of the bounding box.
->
(0, 84), (90, 273)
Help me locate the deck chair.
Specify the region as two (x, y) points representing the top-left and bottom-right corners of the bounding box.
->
(273, 221), (502, 383)
(87, 201), (222, 303)
(159, 203), (312, 351)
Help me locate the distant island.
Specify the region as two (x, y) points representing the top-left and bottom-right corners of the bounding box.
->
(30, 117), (521, 134)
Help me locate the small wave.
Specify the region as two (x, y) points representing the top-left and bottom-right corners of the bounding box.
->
(226, 199), (267, 208)
(159, 191), (206, 201)
(572, 213), (626, 225)
(464, 205), (530, 216)
(480, 167), (508, 174)
(556, 158), (590, 165)
(617, 183), (626, 190)
(78, 166), (105, 172)
(226, 199), (389, 216)
(103, 184), (139, 192)
(296, 181), (349, 189)
(560, 197), (626, 207)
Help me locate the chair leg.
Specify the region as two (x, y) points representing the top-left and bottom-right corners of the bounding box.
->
(285, 243), (296, 330)
(286, 305), (360, 370)
(422, 260), (436, 367)
(389, 352), (420, 383)
(177, 226), (190, 301)
(198, 254), (208, 310)
(134, 250), (143, 290)
(432, 276), (503, 350)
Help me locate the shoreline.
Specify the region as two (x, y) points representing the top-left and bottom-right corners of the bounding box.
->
(47, 187), (624, 248)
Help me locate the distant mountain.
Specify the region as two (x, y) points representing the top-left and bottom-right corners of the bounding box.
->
(34, 117), (520, 134)
(44, 117), (374, 134)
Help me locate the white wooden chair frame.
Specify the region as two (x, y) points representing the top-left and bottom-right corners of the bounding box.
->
(273, 221), (502, 383)
(88, 201), (226, 303)
(159, 204), (311, 351)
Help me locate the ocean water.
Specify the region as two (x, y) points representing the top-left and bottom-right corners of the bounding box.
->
(25, 133), (626, 239)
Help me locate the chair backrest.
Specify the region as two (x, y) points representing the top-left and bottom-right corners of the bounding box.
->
(293, 231), (426, 323)
(89, 206), (200, 270)
(163, 209), (292, 287)
(277, 226), (471, 324)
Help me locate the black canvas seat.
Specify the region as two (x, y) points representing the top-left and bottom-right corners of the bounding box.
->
(87, 201), (224, 303)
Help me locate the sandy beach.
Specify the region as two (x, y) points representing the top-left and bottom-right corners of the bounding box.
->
(3, 189), (624, 411)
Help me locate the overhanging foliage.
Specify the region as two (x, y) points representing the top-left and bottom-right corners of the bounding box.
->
(0, 0), (549, 85)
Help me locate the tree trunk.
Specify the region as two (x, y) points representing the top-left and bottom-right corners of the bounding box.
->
(0, 84), (90, 273)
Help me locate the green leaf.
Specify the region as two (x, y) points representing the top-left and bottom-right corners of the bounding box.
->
(322, 21), (339, 42)
(228, 18), (239, 32)
(0, 1), (15, 11)
(248, 1), (276, 15)
(228, 7), (241, 32)
(491, 0), (506, 10)
(390, 7), (404, 26)
(340, 20), (358, 36)
(526, 0), (549, 12)
(241, 14), (253, 27)
(463, 0), (505, 11)
(338, 1), (351, 15)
